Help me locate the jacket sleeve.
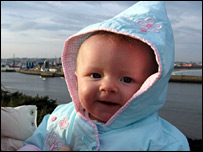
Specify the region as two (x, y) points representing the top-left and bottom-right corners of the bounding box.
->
(159, 140), (190, 151)
(18, 114), (50, 151)
(147, 127), (190, 151)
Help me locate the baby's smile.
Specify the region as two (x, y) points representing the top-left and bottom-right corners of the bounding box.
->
(97, 100), (120, 106)
(94, 98), (122, 113)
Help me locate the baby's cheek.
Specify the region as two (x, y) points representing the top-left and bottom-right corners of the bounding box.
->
(123, 87), (138, 103)
(79, 81), (97, 96)
(78, 83), (95, 105)
(78, 84), (90, 99)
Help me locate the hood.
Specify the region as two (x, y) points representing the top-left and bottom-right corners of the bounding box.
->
(62, 1), (174, 129)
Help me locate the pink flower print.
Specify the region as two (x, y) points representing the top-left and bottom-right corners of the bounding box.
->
(51, 116), (57, 122)
(45, 131), (64, 151)
(136, 17), (162, 32)
(59, 117), (68, 130)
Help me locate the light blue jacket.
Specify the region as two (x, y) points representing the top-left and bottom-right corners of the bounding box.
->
(21, 1), (190, 151)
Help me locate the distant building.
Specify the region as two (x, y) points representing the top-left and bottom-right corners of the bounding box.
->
(49, 68), (57, 72)
(182, 64), (192, 67)
(26, 62), (34, 69)
(38, 62), (44, 67)
(41, 60), (49, 72)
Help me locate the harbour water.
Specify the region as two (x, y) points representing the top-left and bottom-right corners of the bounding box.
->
(172, 69), (202, 76)
(1, 71), (202, 139)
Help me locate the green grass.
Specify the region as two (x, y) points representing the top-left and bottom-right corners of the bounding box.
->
(1, 89), (57, 126)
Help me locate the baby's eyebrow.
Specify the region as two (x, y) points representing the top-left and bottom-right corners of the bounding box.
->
(117, 67), (136, 74)
(84, 65), (102, 71)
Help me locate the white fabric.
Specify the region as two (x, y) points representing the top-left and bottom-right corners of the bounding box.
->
(1, 105), (37, 151)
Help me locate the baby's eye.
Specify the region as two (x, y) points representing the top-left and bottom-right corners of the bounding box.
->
(120, 77), (133, 83)
(90, 73), (101, 79)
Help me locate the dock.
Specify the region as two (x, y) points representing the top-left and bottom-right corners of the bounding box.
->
(1, 69), (16, 72)
(15, 70), (64, 77)
(2, 69), (202, 83)
(169, 75), (202, 83)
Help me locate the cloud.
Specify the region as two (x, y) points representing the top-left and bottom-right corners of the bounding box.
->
(1, 1), (202, 61)
(165, 1), (202, 61)
(2, 1), (134, 33)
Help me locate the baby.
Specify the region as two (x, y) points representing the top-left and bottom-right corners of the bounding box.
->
(19, 1), (190, 151)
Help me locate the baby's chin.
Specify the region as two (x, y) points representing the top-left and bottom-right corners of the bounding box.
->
(89, 113), (112, 123)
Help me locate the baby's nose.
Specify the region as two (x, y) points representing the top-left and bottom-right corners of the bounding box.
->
(99, 78), (118, 94)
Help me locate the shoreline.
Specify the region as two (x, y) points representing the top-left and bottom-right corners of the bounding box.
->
(1, 69), (65, 77)
(169, 75), (202, 83)
(1, 69), (202, 83)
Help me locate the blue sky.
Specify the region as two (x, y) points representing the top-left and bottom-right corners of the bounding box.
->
(1, 1), (202, 62)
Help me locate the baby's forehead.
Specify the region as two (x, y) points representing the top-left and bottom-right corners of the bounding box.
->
(83, 31), (147, 46)
(77, 32), (158, 74)
(79, 33), (154, 61)
(80, 32), (154, 56)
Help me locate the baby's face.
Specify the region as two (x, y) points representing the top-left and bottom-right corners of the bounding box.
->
(75, 34), (156, 123)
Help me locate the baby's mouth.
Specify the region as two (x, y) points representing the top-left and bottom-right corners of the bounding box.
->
(97, 100), (119, 106)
